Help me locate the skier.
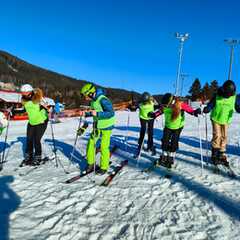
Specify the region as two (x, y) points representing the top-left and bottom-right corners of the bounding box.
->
(16, 84), (49, 166)
(203, 80), (240, 166)
(79, 83), (116, 175)
(135, 92), (158, 157)
(53, 96), (62, 123)
(149, 93), (201, 168)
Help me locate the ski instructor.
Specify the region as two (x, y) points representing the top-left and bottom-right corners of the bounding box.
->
(79, 83), (116, 175)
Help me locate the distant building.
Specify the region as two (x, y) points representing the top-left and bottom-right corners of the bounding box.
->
(0, 82), (16, 91)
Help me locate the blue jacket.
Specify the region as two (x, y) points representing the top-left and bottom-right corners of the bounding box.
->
(86, 88), (115, 130)
(54, 102), (61, 114)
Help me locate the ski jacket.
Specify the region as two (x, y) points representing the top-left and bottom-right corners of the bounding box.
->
(150, 102), (195, 130)
(204, 88), (240, 124)
(54, 102), (61, 114)
(139, 101), (154, 120)
(86, 89), (115, 130)
(23, 101), (48, 126)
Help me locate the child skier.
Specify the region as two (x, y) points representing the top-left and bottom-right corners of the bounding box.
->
(79, 83), (116, 175)
(149, 93), (201, 168)
(203, 80), (240, 166)
(135, 92), (158, 157)
(17, 84), (49, 166)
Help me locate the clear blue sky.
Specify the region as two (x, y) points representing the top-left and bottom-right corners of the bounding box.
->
(0, 0), (240, 95)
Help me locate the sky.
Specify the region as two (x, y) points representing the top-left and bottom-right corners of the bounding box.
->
(0, 0), (240, 95)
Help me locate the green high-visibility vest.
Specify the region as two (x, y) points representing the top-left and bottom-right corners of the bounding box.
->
(163, 107), (185, 130)
(23, 101), (48, 126)
(139, 101), (154, 120)
(211, 95), (236, 125)
(91, 95), (115, 129)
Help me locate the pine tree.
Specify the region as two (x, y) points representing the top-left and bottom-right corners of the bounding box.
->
(189, 78), (202, 101)
(210, 80), (218, 98)
(202, 82), (211, 100)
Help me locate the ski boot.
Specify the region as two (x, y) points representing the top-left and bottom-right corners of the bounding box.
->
(143, 146), (150, 152)
(143, 145), (156, 156)
(211, 148), (220, 165)
(32, 155), (42, 166)
(157, 155), (171, 168)
(150, 146), (156, 156)
(168, 152), (176, 166)
(19, 153), (33, 167)
(96, 168), (107, 175)
(85, 164), (94, 173)
(218, 151), (229, 167)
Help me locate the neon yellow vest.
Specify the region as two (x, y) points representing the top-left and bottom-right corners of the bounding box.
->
(23, 101), (48, 126)
(139, 101), (154, 120)
(163, 107), (185, 130)
(91, 95), (115, 129)
(211, 95), (236, 125)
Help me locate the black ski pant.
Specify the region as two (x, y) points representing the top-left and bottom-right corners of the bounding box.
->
(138, 118), (154, 150)
(161, 127), (183, 153)
(26, 120), (48, 157)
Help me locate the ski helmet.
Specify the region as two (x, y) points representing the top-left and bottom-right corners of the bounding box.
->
(222, 80), (236, 97)
(141, 92), (151, 103)
(20, 84), (33, 93)
(161, 93), (174, 106)
(80, 83), (96, 97)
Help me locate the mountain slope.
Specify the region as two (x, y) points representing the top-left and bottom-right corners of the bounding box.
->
(0, 50), (140, 107)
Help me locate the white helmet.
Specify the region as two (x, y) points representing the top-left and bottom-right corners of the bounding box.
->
(20, 84), (33, 93)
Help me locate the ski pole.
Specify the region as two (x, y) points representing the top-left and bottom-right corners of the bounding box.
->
(136, 123), (146, 167)
(198, 116), (204, 175)
(49, 117), (58, 167)
(49, 115), (69, 174)
(0, 110), (11, 171)
(125, 110), (130, 151)
(93, 123), (98, 183)
(69, 116), (83, 165)
(204, 114), (209, 166)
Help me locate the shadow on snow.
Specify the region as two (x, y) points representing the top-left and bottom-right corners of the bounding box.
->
(0, 176), (21, 240)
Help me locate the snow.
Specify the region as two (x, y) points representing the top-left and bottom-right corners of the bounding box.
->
(1, 111), (240, 240)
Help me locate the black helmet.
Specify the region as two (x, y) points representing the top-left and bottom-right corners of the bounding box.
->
(222, 80), (236, 97)
(161, 93), (173, 105)
(141, 92), (151, 103)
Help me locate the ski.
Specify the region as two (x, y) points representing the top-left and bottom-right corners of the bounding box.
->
(100, 160), (128, 187)
(211, 162), (237, 178)
(224, 165), (237, 178)
(65, 145), (118, 184)
(65, 165), (101, 183)
(218, 164), (236, 178)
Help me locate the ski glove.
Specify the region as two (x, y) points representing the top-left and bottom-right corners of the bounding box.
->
(193, 108), (202, 117)
(203, 106), (209, 114)
(77, 122), (89, 136)
(148, 109), (162, 119)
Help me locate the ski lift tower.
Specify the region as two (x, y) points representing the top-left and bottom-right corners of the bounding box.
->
(224, 38), (240, 80)
(180, 73), (189, 96)
(175, 32), (189, 96)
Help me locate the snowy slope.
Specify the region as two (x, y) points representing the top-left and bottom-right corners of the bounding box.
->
(1, 111), (240, 240)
